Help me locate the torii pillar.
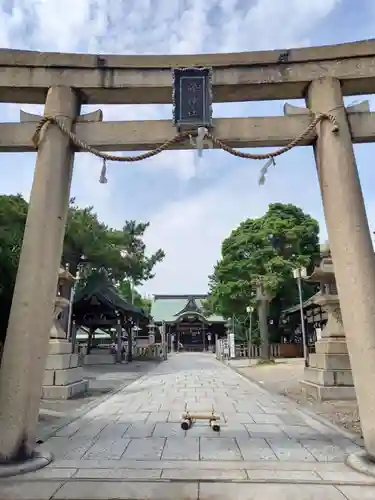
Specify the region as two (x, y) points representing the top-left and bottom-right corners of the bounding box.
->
(307, 77), (375, 461)
(0, 86), (80, 468)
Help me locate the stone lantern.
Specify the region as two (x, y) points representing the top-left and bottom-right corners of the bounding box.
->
(160, 321), (168, 361)
(147, 321), (156, 346)
(42, 267), (89, 400)
(300, 243), (355, 400)
(50, 266), (73, 339)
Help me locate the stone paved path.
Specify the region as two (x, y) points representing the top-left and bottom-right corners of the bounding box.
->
(0, 353), (373, 499)
(37, 360), (160, 442)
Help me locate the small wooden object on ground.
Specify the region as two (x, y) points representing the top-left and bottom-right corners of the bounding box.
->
(181, 403), (221, 432)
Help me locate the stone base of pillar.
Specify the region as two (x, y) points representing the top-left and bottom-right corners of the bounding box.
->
(42, 340), (89, 400)
(300, 337), (356, 401)
(346, 450), (375, 477)
(0, 448), (53, 478)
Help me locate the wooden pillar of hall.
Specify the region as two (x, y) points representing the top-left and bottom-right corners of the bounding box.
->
(0, 86), (80, 464)
(307, 77), (375, 458)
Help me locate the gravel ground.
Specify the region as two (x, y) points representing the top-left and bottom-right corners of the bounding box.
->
(230, 358), (362, 436)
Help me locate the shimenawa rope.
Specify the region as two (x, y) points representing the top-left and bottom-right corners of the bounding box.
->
(31, 110), (339, 185)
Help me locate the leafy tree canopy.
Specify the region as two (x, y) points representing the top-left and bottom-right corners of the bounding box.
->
(63, 200), (165, 284)
(0, 195), (29, 332)
(0, 195), (164, 340)
(207, 203), (320, 337)
(117, 279), (152, 316)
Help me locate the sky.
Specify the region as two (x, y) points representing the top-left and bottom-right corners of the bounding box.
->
(1, 0), (375, 296)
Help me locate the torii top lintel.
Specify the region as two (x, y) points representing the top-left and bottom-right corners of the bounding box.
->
(1, 39), (375, 105)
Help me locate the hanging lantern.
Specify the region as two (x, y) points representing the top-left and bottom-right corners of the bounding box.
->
(172, 67), (213, 132)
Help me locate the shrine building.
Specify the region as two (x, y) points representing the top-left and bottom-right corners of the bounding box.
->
(150, 294), (227, 352)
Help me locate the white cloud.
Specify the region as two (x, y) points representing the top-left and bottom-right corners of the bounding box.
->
(3, 0), (374, 297)
(142, 147), (328, 294)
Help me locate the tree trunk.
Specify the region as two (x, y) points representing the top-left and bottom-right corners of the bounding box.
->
(87, 328), (94, 354)
(258, 300), (269, 359)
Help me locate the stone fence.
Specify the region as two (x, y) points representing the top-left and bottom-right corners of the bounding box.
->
(235, 343), (303, 358)
(78, 342), (167, 365)
(216, 342), (303, 361)
(134, 343), (166, 361)
(235, 344), (281, 358)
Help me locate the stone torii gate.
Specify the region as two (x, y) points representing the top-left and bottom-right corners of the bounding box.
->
(1, 39), (375, 473)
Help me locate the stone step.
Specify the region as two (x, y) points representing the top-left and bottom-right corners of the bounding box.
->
(43, 366), (85, 387)
(42, 379), (89, 400)
(0, 477), (373, 500)
(45, 353), (79, 370)
(314, 339), (348, 355)
(48, 340), (73, 355)
(300, 380), (356, 401)
(309, 353), (351, 371)
(48, 459), (362, 472)
(303, 367), (353, 386)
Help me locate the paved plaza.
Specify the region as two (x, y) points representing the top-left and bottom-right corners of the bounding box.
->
(0, 353), (374, 499)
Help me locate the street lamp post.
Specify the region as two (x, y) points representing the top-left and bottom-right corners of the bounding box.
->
(245, 305), (254, 365)
(66, 268), (80, 345)
(119, 250), (136, 363)
(67, 255), (87, 353)
(115, 312), (123, 364)
(224, 320), (231, 361)
(292, 267), (309, 367)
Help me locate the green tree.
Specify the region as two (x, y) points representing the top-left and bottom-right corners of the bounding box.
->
(63, 202), (165, 284)
(207, 203), (319, 341)
(109, 220), (165, 286)
(0, 195), (164, 342)
(62, 199), (114, 277)
(117, 279), (152, 315)
(0, 195), (28, 340)
(200, 295), (215, 317)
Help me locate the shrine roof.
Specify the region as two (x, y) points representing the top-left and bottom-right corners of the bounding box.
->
(151, 294), (225, 323)
(74, 274), (147, 319)
(281, 293), (321, 316)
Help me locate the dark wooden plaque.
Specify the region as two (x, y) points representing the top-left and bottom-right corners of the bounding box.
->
(172, 67), (213, 131)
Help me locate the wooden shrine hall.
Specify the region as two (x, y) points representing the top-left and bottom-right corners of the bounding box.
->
(150, 294), (227, 352)
(72, 273), (149, 357)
